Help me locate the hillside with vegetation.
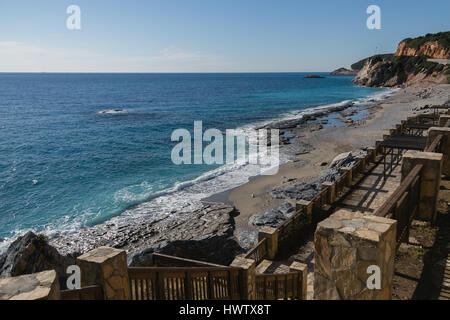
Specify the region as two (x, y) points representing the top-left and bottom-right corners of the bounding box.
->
(353, 31), (450, 87)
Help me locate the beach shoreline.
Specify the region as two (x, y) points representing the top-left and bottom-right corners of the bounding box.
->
(223, 84), (450, 246)
(3, 83), (449, 266)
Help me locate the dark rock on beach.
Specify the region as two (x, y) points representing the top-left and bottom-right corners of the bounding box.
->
(50, 203), (245, 267)
(249, 202), (296, 228)
(234, 229), (259, 250)
(0, 231), (75, 287)
(247, 151), (366, 229)
(270, 150), (366, 202)
(261, 101), (355, 131)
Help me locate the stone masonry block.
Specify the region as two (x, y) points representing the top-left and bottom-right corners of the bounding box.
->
(314, 210), (396, 300)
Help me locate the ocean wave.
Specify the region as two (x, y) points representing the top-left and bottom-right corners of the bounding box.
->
(0, 89), (396, 255)
(97, 109), (128, 114)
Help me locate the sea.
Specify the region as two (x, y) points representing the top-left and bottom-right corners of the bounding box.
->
(0, 72), (393, 252)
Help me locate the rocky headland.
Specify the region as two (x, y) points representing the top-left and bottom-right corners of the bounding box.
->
(330, 68), (358, 76)
(353, 31), (450, 87)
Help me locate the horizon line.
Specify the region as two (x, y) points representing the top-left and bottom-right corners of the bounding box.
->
(0, 71), (340, 74)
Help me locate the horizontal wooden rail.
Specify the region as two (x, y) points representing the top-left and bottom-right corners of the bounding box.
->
(255, 272), (303, 300)
(277, 207), (306, 241)
(128, 266), (241, 300)
(60, 285), (104, 300)
(375, 164), (423, 251)
(375, 164), (423, 218)
(425, 134), (444, 153)
(129, 266), (237, 273)
(152, 253), (227, 268)
(244, 238), (267, 265)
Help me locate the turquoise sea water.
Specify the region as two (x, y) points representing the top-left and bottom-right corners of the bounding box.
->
(0, 73), (387, 247)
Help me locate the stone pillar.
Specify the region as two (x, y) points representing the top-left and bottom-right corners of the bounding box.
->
(296, 199), (312, 215)
(0, 270), (61, 300)
(375, 141), (383, 155)
(340, 167), (353, 187)
(314, 210), (396, 300)
(230, 257), (256, 300)
(290, 262), (308, 300)
(322, 182), (336, 204)
(296, 200), (313, 223)
(258, 226), (278, 259)
(77, 246), (131, 300)
(360, 155), (368, 172)
(428, 127), (450, 176)
(367, 148), (376, 163)
(402, 151), (443, 223)
(439, 115), (450, 127)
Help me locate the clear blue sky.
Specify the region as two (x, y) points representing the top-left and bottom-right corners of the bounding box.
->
(0, 0), (449, 72)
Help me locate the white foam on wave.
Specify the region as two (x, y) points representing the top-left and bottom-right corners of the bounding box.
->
(105, 88), (398, 225)
(97, 109), (128, 114)
(0, 88), (398, 254)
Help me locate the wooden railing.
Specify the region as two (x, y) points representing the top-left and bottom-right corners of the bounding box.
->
(272, 150), (376, 245)
(425, 134), (444, 152)
(152, 253), (227, 268)
(314, 188), (329, 210)
(277, 207), (307, 242)
(255, 272), (303, 300)
(375, 164), (423, 251)
(335, 170), (348, 199)
(244, 238), (267, 265)
(244, 117), (422, 263)
(60, 285), (104, 300)
(128, 266), (241, 300)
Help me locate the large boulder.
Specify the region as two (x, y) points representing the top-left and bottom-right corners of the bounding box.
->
(271, 150), (366, 202)
(249, 202), (296, 228)
(50, 204), (245, 267)
(0, 232), (75, 287)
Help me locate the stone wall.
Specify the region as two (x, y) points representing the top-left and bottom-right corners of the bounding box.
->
(0, 270), (60, 300)
(77, 246), (130, 300)
(314, 210), (396, 300)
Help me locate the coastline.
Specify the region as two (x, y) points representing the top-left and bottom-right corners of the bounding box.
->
(225, 84), (450, 246)
(3, 83), (449, 266)
(0, 80), (387, 254)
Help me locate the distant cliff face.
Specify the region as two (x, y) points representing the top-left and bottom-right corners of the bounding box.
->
(395, 41), (450, 59)
(353, 31), (450, 87)
(330, 68), (358, 76)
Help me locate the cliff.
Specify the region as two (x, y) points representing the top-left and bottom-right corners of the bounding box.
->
(396, 32), (450, 59)
(353, 31), (450, 87)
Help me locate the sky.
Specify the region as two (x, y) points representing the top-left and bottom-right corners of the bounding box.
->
(0, 0), (449, 73)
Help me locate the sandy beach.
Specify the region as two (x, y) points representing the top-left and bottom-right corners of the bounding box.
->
(226, 84), (450, 238)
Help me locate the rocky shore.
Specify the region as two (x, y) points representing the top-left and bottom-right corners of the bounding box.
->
(2, 83), (449, 282)
(0, 203), (244, 280)
(0, 91), (390, 279)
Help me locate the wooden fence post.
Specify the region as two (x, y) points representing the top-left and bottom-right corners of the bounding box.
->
(258, 227), (278, 260)
(289, 262), (308, 300)
(230, 257), (256, 300)
(402, 151), (443, 224)
(322, 182), (336, 204)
